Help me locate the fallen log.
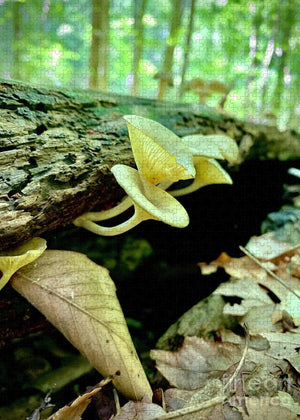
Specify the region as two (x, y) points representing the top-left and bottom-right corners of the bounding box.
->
(0, 79), (299, 251)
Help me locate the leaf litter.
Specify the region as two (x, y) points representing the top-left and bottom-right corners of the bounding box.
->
(107, 232), (299, 418)
(6, 230), (300, 418)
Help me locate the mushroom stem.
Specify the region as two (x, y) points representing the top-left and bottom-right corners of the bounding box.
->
(170, 158), (232, 197)
(73, 164), (190, 236)
(0, 272), (12, 291)
(73, 206), (151, 236)
(170, 178), (207, 197)
(157, 181), (173, 191)
(78, 196), (133, 222)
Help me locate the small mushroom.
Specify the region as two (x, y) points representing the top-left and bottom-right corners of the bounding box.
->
(0, 237), (47, 290)
(182, 134), (239, 164)
(171, 157), (232, 197)
(76, 115), (195, 224)
(123, 115), (195, 185)
(169, 134), (239, 197)
(182, 78), (231, 106)
(73, 164), (189, 236)
(73, 117), (238, 235)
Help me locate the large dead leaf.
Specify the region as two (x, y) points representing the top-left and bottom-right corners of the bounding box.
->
(150, 336), (241, 391)
(11, 250), (152, 400)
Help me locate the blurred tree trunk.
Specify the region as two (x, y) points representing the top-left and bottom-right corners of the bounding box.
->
(245, 3), (263, 119)
(12, 0), (22, 80)
(287, 74), (300, 130)
(272, 0), (294, 113)
(89, 0), (110, 91)
(0, 79), (299, 252)
(179, 0), (196, 99)
(41, 0), (51, 22)
(157, 0), (183, 100)
(131, 0), (147, 96)
(260, 11), (276, 117)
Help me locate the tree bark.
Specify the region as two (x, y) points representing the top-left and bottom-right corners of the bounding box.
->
(0, 79), (299, 251)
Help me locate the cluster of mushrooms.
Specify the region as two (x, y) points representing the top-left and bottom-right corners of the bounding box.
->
(73, 115), (239, 236)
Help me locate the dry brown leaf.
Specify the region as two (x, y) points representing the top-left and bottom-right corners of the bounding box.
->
(113, 397), (166, 419)
(149, 396), (225, 419)
(257, 332), (300, 367)
(164, 380), (242, 419)
(220, 329), (270, 351)
(199, 253), (269, 284)
(114, 395), (226, 420)
(243, 396), (298, 419)
(164, 388), (196, 411)
(203, 250), (300, 330)
(213, 278), (272, 317)
(278, 391), (300, 414)
(47, 386), (101, 420)
(11, 250), (152, 400)
(246, 233), (295, 260)
(150, 336), (241, 391)
(199, 251), (300, 304)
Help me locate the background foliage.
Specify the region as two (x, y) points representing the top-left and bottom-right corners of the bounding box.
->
(0, 0), (299, 128)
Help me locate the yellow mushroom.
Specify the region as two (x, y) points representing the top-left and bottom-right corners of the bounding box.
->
(168, 134), (239, 197)
(182, 134), (239, 164)
(73, 164), (189, 236)
(81, 196), (133, 222)
(170, 157), (233, 197)
(73, 117), (238, 235)
(0, 238), (47, 290)
(123, 115), (195, 184)
(76, 115), (195, 224)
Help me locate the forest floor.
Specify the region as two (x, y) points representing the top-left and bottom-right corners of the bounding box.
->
(0, 159), (299, 419)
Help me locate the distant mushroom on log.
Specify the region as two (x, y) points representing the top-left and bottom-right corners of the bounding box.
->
(182, 78), (232, 108)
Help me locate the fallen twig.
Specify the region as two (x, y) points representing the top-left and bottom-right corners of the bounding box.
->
(239, 245), (300, 299)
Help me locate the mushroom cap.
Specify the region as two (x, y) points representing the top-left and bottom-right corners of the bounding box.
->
(194, 157), (233, 185)
(182, 134), (239, 164)
(111, 164), (189, 228)
(123, 115), (195, 184)
(0, 237), (47, 290)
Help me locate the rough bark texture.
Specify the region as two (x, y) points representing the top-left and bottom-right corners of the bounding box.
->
(0, 79), (299, 251)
